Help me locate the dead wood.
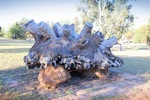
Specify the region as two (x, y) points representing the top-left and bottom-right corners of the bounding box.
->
(23, 20), (124, 88)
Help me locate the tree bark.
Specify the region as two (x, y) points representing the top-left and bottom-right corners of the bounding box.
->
(23, 20), (124, 88)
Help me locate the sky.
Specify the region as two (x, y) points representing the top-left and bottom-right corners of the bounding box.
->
(131, 0), (150, 28)
(0, 0), (80, 27)
(0, 0), (150, 29)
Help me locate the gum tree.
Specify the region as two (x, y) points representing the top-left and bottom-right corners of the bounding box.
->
(78, 0), (134, 39)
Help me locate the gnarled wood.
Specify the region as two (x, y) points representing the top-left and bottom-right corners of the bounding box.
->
(37, 21), (56, 39)
(23, 20), (124, 88)
(38, 65), (71, 89)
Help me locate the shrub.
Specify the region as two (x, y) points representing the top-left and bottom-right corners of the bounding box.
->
(147, 36), (150, 46)
(7, 23), (26, 39)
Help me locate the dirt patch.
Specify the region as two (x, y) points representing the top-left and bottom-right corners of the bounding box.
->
(0, 67), (150, 100)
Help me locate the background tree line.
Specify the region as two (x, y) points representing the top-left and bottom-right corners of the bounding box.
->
(0, 18), (30, 39)
(124, 19), (150, 44)
(0, 0), (149, 45)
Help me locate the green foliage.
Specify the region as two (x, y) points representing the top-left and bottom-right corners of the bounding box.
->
(133, 32), (142, 43)
(0, 28), (8, 38)
(74, 17), (81, 33)
(5, 18), (30, 39)
(133, 20), (150, 43)
(0, 26), (2, 36)
(0, 27), (9, 37)
(0, 28), (4, 37)
(124, 31), (134, 40)
(7, 22), (25, 39)
(78, 0), (134, 39)
(147, 36), (150, 45)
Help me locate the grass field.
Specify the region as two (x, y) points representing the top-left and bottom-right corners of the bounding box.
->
(0, 39), (45, 99)
(0, 39), (34, 70)
(112, 43), (150, 79)
(0, 38), (150, 99)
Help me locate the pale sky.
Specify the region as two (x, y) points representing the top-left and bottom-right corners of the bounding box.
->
(131, 0), (150, 28)
(0, 0), (150, 29)
(0, 0), (79, 27)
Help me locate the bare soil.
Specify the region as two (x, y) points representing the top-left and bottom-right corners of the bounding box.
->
(0, 67), (150, 100)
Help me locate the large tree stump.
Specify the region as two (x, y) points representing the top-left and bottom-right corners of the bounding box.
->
(23, 20), (124, 88)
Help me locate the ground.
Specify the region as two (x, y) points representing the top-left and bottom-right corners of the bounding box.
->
(0, 38), (150, 100)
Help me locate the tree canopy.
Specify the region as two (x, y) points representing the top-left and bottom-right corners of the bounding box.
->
(133, 20), (150, 43)
(8, 22), (25, 39)
(78, 0), (134, 39)
(5, 18), (30, 39)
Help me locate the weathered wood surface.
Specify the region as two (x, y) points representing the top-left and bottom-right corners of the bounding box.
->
(23, 20), (124, 88)
(38, 65), (71, 89)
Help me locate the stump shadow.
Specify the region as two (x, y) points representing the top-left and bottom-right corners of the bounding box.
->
(0, 55), (149, 99)
(0, 66), (41, 99)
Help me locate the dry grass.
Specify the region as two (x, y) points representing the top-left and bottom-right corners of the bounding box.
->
(0, 39), (150, 100)
(112, 43), (150, 81)
(0, 39), (46, 99)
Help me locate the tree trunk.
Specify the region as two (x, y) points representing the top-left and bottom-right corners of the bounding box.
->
(23, 20), (124, 88)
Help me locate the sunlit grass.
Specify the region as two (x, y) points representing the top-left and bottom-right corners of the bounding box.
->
(1, 91), (47, 100)
(112, 44), (150, 81)
(0, 39), (46, 99)
(0, 39), (150, 76)
(0, 39), (150, 99)
(0, 39), (34, 70)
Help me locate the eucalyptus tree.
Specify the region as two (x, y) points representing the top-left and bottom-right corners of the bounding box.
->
(78, 0), (134, 39)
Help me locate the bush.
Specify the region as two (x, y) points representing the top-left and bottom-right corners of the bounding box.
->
(4, 18), (30, 39)
(147, 36), (150, 46)
(0, 32), (3, 37)
(7, 23), (26, 39)
(0, 27), (2, 37)
(0, 28), (7, 37)
(133, 23), (150, 43)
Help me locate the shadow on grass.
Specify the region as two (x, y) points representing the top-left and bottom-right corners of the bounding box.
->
(118, 56), (150, 75)
(0, 66), (46, 100)
(0, 48), (30, 53)
(0, 56), (149, 99)
(137, 47), (150, 50)
(90, 56), (150, 100)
